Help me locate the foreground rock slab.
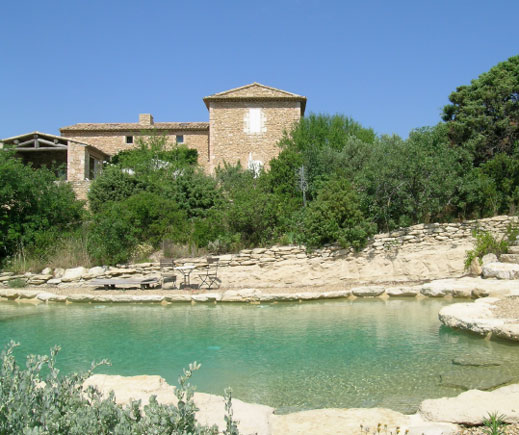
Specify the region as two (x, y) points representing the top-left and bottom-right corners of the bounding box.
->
(419, 384), (519, 425)
(84, 374), (274, 435)
(439, 296), (519, 341)
(269, 408), (458, 435)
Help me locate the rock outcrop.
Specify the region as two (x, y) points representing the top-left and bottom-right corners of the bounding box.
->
(419, 384), (519, 425)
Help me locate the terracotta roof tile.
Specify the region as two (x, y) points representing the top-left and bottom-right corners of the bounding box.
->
(60, 122), (209, 132)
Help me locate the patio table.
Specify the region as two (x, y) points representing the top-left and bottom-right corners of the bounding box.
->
(175, 265), (196, 288)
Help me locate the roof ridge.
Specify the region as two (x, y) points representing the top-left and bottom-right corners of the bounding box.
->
(204, 82), (305, 99)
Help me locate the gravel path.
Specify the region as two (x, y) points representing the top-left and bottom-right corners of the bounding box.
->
(492, 296), (519, 320)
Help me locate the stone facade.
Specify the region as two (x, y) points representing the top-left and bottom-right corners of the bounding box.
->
(207, 100), (301, 171)
(60, 83), (306, 173)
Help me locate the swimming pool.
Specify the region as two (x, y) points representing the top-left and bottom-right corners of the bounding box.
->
(1, 298), (518, 413)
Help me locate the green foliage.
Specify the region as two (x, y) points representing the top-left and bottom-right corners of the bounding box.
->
(6, 277), (26, 288)
(0, 151), (85, 264)
(301, 177), (375, 250)
(0, 341), (238, 434)
(88, 165), (142, 213)
(357, 125), (462, 231)
(274, 114), (376, 200)
(443, 55), (519, 165)
(482, 412), (507, 435)
(464, 223), (518, 269)
(88, 192), (189, 265)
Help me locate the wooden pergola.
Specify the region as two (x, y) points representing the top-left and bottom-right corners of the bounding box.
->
(2, 131), (69, 152)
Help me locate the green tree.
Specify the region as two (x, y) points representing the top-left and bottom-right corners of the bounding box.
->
(274, 114), (376, 199)
(88, 192), (189, 265)
(357, 125), (462, 230)
(0, 151), (84, 262)
(442, 55), (519, 165)
(301, 176), (375, 249)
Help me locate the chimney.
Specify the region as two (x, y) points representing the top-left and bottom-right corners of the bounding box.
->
(139, 113), (154, 125)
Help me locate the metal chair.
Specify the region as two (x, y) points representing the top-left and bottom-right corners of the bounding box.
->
(197, 257), (221, 289)
(159, 257), (177, 288)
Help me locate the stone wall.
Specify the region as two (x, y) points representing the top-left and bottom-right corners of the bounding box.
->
(67, 142), (88, 181)
(69, 180), (91, 201)
(62, 131), (210, 170)
(208, 101), (301, 172)
(2, 215), (516, 290)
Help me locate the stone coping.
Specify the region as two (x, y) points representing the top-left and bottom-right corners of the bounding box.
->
(85, 373), (519, 434)
(439, 296), (519, 342)
(2, 276), (519, 305)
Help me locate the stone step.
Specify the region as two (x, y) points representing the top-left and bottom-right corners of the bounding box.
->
(507, 245), (519, 254)
(500, 254), (519, 264)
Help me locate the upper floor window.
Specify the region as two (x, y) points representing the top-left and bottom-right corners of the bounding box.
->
(176, 135), (184, 144)
(244, 108), (266, 134)
(126, 136), (133, 144)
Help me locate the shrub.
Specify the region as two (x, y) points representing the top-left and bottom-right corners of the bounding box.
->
(88, 165), (142, 213)
(88, 192), (189, 265)
(464, 223), (519, 269)
(0, 152), (85, 263)
(0, 341), (238, 434)
(301, 177), (375, 250)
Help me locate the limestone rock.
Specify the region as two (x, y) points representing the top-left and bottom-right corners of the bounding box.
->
(67, 294), (94, 303)
(41, 267), (52, 275)
(163, 294), (192, 302)
(191, 293), (222, 302)
(482, 253), (498, 265)
(83, 266), (106, 280)
(468, 257), (482, 276)
(16, 290), (39, 299)
(499, 254), (519, 264)
(28, 274), (52, 285)
(482, 262), (519, 280)
(419, 384), (519, 425)
(386, 286), (420, 297)
(36, 292), (67, 302)
(53, 268), (65, 278)
(351, 286), (385, 297)
(46, 278), (62, 286)
(84, 374), (273, 435)
(131, 295), (164, 303)
(61, 267), (87, 282)
(438, 298), (504, 336)
(269, 408), (412, 435)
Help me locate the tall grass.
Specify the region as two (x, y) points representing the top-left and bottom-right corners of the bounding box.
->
(5, 230), (92, 274)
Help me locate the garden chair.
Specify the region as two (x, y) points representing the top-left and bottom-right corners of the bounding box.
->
(197, 257), (221, 289)
(160, 257), (177, 288)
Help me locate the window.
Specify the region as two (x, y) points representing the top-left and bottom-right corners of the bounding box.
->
(126, 136), (133, 144)
(88, 156), (101, 180)
(176, 135), (184, 144)
(244, 108), (266, 134)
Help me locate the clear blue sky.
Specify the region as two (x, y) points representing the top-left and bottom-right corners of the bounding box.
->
(1, 0), (518, 139)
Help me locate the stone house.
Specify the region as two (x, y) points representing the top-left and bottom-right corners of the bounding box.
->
(60, 82), (306, 173)
(1, 83), (306, 199)
(0, 131), (109, 200)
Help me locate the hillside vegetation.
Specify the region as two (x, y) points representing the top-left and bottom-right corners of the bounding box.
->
(1, 55), (518, 269)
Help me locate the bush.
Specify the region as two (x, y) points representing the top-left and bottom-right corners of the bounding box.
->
(0, 341), (238, 434)
(301, 177), (375, 250)
(0, 152), (85, 264)
(88, 165), (142, 213)
(464, 223), (519, 269)
(88, 192), (189, 265)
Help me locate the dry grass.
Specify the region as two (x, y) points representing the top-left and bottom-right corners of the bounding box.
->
(5, 233), (92, 274)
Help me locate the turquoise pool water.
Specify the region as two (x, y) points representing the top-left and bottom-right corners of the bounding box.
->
(1, 299), (519, 413)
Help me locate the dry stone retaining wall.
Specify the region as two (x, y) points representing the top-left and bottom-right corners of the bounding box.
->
(1, 215), (517, 290)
